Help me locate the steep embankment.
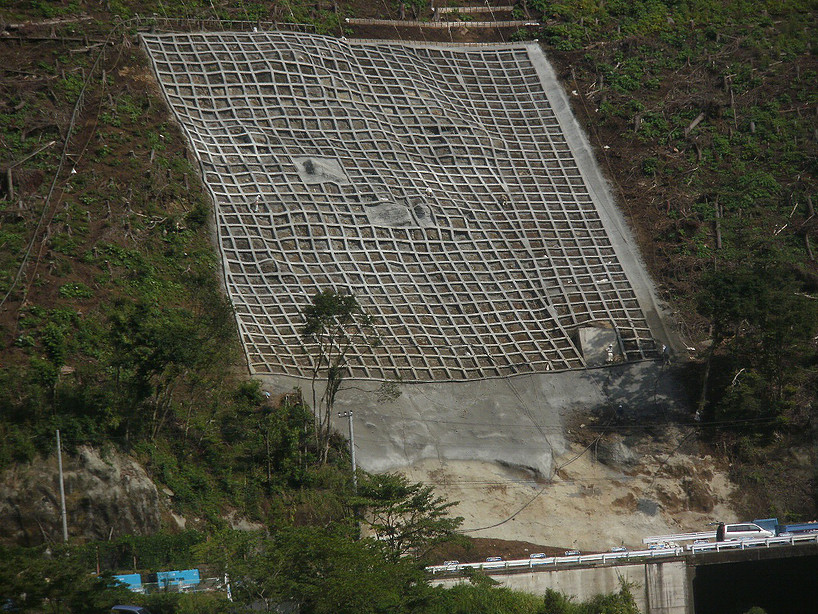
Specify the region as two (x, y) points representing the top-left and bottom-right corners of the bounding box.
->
(1, 1), (816, 550)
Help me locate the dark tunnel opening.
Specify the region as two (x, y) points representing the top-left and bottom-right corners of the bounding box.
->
(693, 553), (818, 614)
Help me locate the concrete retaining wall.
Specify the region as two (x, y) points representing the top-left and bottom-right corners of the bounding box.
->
(432, 561), (690, 614)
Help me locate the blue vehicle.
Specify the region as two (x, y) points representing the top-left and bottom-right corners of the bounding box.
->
(753, 518), (818, 536)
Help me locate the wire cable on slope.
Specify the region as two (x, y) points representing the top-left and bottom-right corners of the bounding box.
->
(0, 18), (135, 313)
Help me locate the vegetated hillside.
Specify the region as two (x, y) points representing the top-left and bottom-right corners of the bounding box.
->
(0, 0), (816, 574)
(0, 1), (348, 541)
(534, 0), (818, 519)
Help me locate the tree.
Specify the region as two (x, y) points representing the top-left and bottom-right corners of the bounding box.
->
(300, 290), (377, 464)
(542, 588), (576, 614)
(581, 579), (641, 614)
(226, 385), (315, 493)
(425, 582), (543, 614)
(355, 473), (464, 562)
(0, 545), (133, 613)
(195, 525), (431, 614)
(108, 298), (234, 441)
(696, 264), (818, 425)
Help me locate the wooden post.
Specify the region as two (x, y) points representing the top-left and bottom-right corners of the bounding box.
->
(5, 167), (12, 201)
(714, 200), (722, 250)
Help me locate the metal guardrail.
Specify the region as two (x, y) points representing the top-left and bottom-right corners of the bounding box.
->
(426, 546), (684, 575)
(436, 5), (516, 13)
(428, 533), (818, 576)
(345, 18), (540, 28)
(132, 16), (317, 34)
(687, 533), (818, 553)
(643, 531), (715, 544)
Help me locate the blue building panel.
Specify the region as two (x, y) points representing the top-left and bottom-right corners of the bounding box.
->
(156, 569), (200, 589)
(113, 573), (143, 592)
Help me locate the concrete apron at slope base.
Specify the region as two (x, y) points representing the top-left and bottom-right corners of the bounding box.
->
(257, 359), (686, 477)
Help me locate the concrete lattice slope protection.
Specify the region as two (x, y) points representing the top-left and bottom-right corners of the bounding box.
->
(142, 32), (666, 383)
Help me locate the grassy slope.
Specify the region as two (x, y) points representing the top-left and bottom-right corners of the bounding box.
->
(0, 1), (337, 532)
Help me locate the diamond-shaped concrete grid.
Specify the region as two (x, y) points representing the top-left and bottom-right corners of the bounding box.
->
(142, 32), (659, 382)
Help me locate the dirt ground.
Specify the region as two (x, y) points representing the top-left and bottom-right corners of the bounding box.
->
(402, 428), (739, 560)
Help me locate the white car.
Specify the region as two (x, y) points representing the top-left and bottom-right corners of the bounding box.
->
(718, 523), (774, 541)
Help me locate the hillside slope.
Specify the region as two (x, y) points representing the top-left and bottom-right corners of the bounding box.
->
(1, 0), (816, 548)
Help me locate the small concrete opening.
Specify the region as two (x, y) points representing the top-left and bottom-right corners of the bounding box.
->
(577, 322), (622, 366)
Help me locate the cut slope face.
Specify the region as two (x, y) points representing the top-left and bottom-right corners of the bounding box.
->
(142, 32), (661, 382)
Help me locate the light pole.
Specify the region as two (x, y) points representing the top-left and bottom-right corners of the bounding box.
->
(338, 411), (357, 492)
(56, 430), (68, 542)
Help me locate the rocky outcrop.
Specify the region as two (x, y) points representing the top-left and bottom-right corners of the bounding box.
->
(0, 446), (160, 546)
(595, 434), (638, 469)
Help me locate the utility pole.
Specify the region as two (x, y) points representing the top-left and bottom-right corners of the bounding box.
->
(338, 411), (357, 491)
(56, 429), (68, 543)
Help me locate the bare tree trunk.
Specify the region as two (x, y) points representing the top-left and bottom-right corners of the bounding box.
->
(311, 375), (321, 453)
(714, 200), (722, 250)
(697, 346), (713, 418)
(5, 167), (12, 201)
(685, 111), (705, 137)
(264, 427), (272, 492)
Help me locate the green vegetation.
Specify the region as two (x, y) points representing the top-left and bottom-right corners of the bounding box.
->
(0, 538), (643, 613)
(356, 472), (464, 562)
(532, 0), (817, 516)
(697, 264), (816, 425)
(537, 2), (818, 413)
(301, 289), (378, 463)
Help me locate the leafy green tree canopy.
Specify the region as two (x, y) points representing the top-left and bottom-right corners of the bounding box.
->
(300, 289), (377, 463)
(355, 472), (464, 562)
